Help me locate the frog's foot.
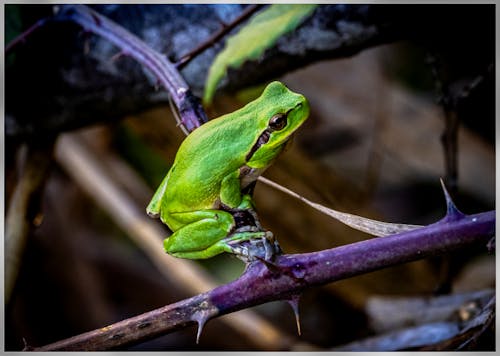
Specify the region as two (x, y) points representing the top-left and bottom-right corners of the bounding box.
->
(227, 231), (282, 262)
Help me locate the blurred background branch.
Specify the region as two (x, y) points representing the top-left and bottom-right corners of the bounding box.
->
(5, 5), (493, 142)
(5, 139), (54, 301)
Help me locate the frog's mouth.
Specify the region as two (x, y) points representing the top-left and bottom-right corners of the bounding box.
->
(245, 129), (271, 162)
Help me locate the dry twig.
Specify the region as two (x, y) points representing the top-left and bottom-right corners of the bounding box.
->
(5, 141), (54, 302)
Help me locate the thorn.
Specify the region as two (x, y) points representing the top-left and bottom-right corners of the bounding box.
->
(217, 19), (228, 29)
(440, 178), (465, 220)
(487, 237), (495, 253)
(84, 37), (90, 55)
(254, 256), (306, 283)
(22, 338), (33, 351)
(175, 56), (189, 69)
(90, 12), (102, 26)
(286, 294), (302, 336)
(109, 50), (126, 63)
(191, 310), (210, 344)
(255, 255), (281, 272)
(195, 319), (205, 344)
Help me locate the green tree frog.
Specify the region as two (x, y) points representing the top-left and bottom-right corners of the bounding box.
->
(147, 81), (309, 261)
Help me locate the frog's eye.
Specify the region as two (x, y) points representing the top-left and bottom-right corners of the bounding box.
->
(269, 113), (287, 131)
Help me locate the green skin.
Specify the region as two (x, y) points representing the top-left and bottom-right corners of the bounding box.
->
(147, 81), (310, 259)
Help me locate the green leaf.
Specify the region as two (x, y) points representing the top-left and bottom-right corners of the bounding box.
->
(203, 4), (317, 104)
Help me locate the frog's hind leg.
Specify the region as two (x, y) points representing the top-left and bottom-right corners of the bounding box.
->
(165, 209), (235, 258)
(165, 209), (279, 260)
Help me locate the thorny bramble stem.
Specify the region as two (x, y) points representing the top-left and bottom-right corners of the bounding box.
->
(35, 207), (495, 351)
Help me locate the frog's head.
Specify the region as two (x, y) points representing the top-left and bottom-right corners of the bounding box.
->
(246, 81), (310, 168)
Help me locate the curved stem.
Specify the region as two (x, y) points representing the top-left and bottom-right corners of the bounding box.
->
(55, 4), (208, 132)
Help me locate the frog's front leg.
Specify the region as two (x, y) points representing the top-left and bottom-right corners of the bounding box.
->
(231, 194), (283, 260)
(165, 209), (268, 260)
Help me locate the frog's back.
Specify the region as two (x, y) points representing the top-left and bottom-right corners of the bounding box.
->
(163, 114), (258, 214)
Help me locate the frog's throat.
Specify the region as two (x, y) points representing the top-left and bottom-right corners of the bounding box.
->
(239, 165), (266, 190)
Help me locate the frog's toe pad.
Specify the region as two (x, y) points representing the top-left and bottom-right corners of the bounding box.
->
(147, 210), (160, 218)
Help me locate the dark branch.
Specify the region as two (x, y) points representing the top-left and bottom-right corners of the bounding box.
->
(175, 4), (265, 69)
(5, 5), (494, 141)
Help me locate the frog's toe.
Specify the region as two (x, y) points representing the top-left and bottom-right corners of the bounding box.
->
(147, 210), (160, 218)
(146, 200), (163, 218)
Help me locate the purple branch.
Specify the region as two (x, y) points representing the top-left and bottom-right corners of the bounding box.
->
(34, 207), (494, 351)
(55, 4), (208, 132)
